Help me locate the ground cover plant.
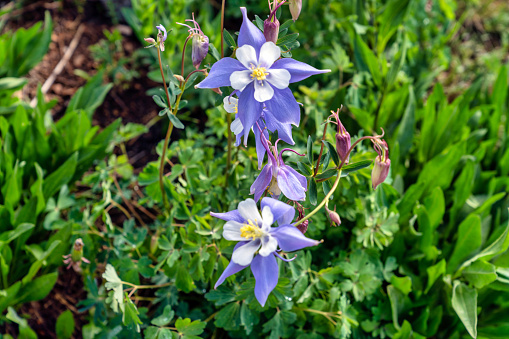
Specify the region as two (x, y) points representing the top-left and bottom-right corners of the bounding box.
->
(0, 0), (508, 338)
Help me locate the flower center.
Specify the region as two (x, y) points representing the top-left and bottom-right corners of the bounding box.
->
(240, 219), (264, 240)
(251, 67), (269, 81)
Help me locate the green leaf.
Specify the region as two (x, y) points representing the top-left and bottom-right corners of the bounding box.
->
(425, 259), (445, 293)
(175, 318), (206, 337)
(124, 295), (142, 332)
(153, 95), (167, 108)
(309, 179), (317, 206)
(315, 168), (337, 180)
(276, 33), (299, 46)
(341, 160), (373, 176)
(168, 113), (185, 129)
(390, 276), (412, 295)
(460, 218), (509, 271)
(396, 86), (415, 157)
(43, 153), (78, 199)
(307, 135), (313, 165)
(0, 77), (27, 91)
(240, 301), (258, 335)
(452, 280), (477, 338)
(262, 310), (297, 339)
(322, 140), (340, 167)
(447, 214), (482, 274)
(463, 260), (498, 289)
(176, 265), (194, 292)
(354, 35), (381, 87)
(223, 29), (236, 48)
(17, 272), (58, 304)
(207, 43), (221, 62)
(296, 161), (313, 177)
(56, 310), (75, 339)
(214, 302), (241, 330)
(102, 264), (124, 313)
(151, 305), (175, 327)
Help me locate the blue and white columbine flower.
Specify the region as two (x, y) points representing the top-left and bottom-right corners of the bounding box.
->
(197, 7), (329, 145)
(250, 137), (307, 201)
(212, 198), (319, 306)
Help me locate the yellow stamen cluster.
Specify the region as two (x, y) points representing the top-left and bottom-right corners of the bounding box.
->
(251, 67), (269, 81)
(240, 219), (264, 240)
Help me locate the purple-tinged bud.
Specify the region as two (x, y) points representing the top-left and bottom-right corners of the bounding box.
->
(263, 18), (280, 44)
(294, 202), (308, 234)
(289, 0), (302, 21)
(371, 140), (390, 190)
(296, 219), (308, 234)
(335, 120), (351, 164)
(144, 37), (155, 44)
(192, 34), (209, 69)
(326, 205), (341, 227)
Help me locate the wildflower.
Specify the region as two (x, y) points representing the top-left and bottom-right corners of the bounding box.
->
(250, 136), (307, 201)
(211, 198), (320, 306)
(196, 7), (329, 145)
(145, 24), (168, 52)
(177, 14), (209, 69)
(62, 238), (90, 271)
(331, 109), (351, 164)
(289, 0), (302, 21)
(371, 140), (390, 189)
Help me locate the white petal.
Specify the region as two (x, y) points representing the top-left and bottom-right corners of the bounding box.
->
(232, 239), (261, 266)
(231, 118), (243, 135)
(223, 96), (238, 113)
(254, 80), (274, 102)
(261, 206), (274, 232)
(223, 221), (246, 241)
(266, 69), (291, 89)
(259, 235), (278, 256)
(238, 199), (262, 223)
(258, 42), (281, 68)
(230, 70), (253, 91)
(236, 44), (258, 68)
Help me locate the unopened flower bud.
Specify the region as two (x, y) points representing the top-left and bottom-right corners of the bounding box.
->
(326, 206), (341, 227)
(192, 34), (209, 69)
(371, 156), (390, 190)
(335, 119), (351, 164)
(174, 74), (185, 83)
(296, 219), (308, 234)
(289, 0), (302, 21)
(144, 37), (155, 44)
(371, 140), (390, 190)
(263, 18), (280, 44)
(150, 234), (159, 255)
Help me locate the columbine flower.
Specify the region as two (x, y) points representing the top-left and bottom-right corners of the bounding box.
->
(212, 198), (320, 306)
(250, 136), (307, 201)
(177, 14), (209, 69)
(62, 238), (90, 271)
(145, 24), (168, 51)
(371, 140), (390, 189)
(196, 7), (329, 145)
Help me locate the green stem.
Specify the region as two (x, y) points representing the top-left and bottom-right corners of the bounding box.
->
(313, 123), (328, 177)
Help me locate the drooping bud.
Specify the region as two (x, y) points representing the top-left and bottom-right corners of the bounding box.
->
(330, 108), (351, 164)
(144, 37), (155, 44)
(371, 140), (390, 190)
(192, 34), (209, 69)
(294, 202), (308, 234)
(325, 205), (341, 227)
(263, 18), (280, 44)
(289, 0), (302, 21)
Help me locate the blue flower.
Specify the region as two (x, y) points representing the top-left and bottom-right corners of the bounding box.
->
(212, 198), (319, 306)
(197, 7), (329, 145)
(250, 137), (307, 201)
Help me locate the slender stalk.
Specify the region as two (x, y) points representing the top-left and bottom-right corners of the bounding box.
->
(220, 0), (225, 58)
(181, 35), (192, 77)
(313, 123), (328, 177)
(157, 48), (171, 108)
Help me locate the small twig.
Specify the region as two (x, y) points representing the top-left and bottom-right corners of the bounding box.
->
(30, 23), (85, 107)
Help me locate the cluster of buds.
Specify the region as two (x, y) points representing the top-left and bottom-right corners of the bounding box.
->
(371, 139), (390, 190)
(264, 0), (302, 43)
(177, 14), (210, 69)
(62, 238), (90, 272)
(144, 24), (168, 52)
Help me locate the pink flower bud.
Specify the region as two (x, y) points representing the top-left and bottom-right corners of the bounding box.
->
(289, 0), (302, 21)
(263, 18), (280, 44)
(371, 140), (390, 189)
(335, 119), (351, 164)
(371, 156), (390, 190)
(326, 206), (341, 227)
(144, 37), (155, 44)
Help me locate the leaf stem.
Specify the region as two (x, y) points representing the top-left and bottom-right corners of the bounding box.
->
(313, 123), (328, 177)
